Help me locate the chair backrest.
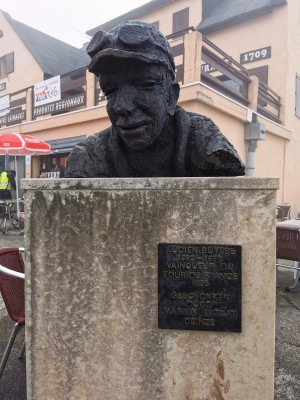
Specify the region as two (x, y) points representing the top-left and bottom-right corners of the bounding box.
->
(276, 207), (284, 221)
(0, 247), (25, 323)
(276, 226), (300, 262)
(276, 204), (294, 221)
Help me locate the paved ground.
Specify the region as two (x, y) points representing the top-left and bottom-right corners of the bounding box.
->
(0, 318), (26, 400)
(275, 269), (300, 399)
(0, 233), (300, 399)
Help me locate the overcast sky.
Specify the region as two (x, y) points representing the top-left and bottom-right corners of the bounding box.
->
(0, 0), (150, 47)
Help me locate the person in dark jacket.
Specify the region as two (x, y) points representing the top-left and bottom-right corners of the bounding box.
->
(65, 21), (245, 178)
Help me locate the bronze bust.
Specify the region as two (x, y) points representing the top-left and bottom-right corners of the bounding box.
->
(65, 21), (245, 178)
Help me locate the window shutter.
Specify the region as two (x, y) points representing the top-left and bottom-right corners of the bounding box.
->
(248, 65), (268, 85)
(172, 8), (189, 35)
(5, 52), (14, 74)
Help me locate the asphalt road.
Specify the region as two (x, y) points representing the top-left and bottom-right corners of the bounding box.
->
(0, 234), (300, 399)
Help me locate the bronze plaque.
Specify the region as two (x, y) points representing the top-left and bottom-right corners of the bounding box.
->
(158, 243), (242, 332)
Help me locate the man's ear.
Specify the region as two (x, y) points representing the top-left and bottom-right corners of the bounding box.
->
(167, 82), (180, 116)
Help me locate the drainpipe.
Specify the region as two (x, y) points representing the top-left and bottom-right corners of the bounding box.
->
(247, 139), (258, 177)
(244, 115), (266, 176)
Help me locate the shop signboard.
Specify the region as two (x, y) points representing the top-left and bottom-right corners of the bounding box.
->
(0, 110), (26, 126)
(33, 93), (86, 117)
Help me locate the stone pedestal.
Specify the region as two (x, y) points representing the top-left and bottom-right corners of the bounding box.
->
(22, 177), (278, 400)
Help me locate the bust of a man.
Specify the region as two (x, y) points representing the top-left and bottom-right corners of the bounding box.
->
(65, 20), (245, 178)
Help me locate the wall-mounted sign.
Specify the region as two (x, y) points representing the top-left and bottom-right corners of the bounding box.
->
(158, 243), (242, 332)
(34, 75), (61, 107)
(33, 93), (86, 117)
(0, 82), (6, 91)
(0, 94), (9, 111)
(240, 46), (271, 64)
(201, 58), (231, 74)
(0, 110), (26, 126)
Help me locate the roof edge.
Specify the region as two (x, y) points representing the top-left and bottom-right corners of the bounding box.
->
(197, 1), (286, 35)
(86, 0), (176, 36)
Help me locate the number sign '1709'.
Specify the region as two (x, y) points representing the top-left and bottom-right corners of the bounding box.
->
(240, 46), (271, 64)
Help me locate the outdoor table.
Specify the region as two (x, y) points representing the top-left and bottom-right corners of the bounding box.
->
(277, 218), (300, 228)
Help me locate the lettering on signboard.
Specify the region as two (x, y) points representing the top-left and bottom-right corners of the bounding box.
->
(33, 94), (86, 117)
(201, 58), (231, 73)
(158, 243), (242, 332)
(240, 46), (271, 64)
(0, 110), (26, 126)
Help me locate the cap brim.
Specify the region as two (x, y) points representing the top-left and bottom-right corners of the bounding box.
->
(88, 48), (156, 75)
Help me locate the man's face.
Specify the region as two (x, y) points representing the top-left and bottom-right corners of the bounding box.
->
(100, 62), (175, 150)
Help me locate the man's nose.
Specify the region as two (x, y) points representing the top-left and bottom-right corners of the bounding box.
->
(113, 85), (135, 116)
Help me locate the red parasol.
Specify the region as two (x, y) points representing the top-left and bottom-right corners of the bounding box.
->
(0, 132), (53, 155)
(0, 133), (53, 217)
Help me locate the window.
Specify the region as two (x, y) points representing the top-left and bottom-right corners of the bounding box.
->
(172, 8), (189, 36)
(40, 153), (69, 178)
(296, 74), (300, 118)
(0, 52), (14, 77)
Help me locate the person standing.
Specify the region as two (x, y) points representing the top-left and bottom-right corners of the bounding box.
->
(0, 170), (16, 200)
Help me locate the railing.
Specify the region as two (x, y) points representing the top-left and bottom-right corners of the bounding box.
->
(201, 36), (250, 106)
(200, 36), (281, 122)
(166, 26), (195, 40)
(0, 32), (282, 127)
(167, 27), (195, 84)
(60, 67), (86, 99)
(257, 80), (281, 123)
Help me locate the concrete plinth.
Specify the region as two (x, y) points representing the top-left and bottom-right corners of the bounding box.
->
(22, 177), (278, 400)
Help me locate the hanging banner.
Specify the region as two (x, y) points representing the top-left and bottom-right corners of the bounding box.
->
(34, 75), (61, 106)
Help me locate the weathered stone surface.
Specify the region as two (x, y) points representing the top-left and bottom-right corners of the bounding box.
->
(22, 177), (278, 400)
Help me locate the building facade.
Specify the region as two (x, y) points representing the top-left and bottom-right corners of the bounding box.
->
(0, 0), (299, 212)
